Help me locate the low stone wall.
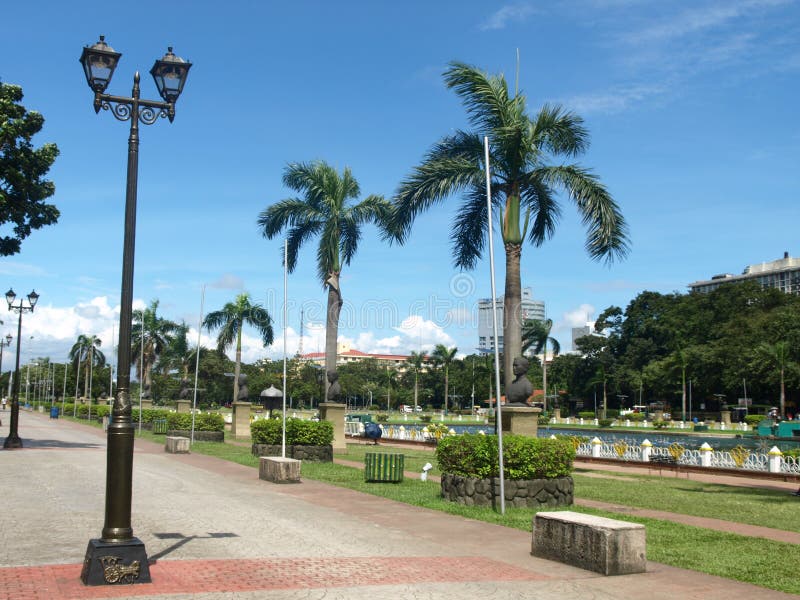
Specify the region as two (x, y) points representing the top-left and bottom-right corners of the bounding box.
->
(252, 444), (332, 462)
(440, 473), (573, 508)
(167, 429), (224, 442)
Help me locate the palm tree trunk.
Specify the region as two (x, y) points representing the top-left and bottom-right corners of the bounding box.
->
(542, 340), (548, 412)
(232, 327), (242, 404)
(444, 367), (449, 415)
(414, 371), (418, 411)
(503, 243), (523, 392)
(681, 368), (687, 422)
(324, 272), (343, 401)
(780, 366), (785, 418)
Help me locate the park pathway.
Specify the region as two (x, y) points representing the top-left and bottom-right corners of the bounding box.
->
(0, 409), (796, 600)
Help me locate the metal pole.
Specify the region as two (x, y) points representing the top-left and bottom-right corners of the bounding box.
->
(138, 318), (144, 435)
(62, 360), (68, 415)
(281, 243), (289, 455)
(484, 136), (505, 514)
(88, 345), (94, 422)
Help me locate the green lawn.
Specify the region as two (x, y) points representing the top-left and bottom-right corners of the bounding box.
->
(77, 422), (800, 595)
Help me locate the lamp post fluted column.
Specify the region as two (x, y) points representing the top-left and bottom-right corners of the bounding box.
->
(78, 35), (190, 587)
(3, 289), (38, 449)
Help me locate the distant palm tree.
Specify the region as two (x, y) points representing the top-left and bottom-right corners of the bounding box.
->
(392, 61), (628, 391)
(161, 321), (191, 379)
(522, 318), (560, 411)
(132, 299), (178, 394)
(258, 160), (391, 398)
(406, 350), (426, 412)
(69, 334), (105, 399)
(203, 292), (274, 404)
(757, 341), (792, 418)
(432, 344), (458, 414)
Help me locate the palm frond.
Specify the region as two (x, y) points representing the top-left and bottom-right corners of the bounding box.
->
(449, 183), (496, 270)
(258, 198), (322, 239)
(538, 165), (630, 263)
(520, 173), (560, 247)
(530, 104), (589, 158)
(444, 62), (521, 133)
(285, 221), (322, 272)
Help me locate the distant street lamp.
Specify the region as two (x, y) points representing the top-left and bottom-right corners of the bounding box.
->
(3, 288), (39, 448)
(0, 333), (12, 390)
(78, 35), (191, 586)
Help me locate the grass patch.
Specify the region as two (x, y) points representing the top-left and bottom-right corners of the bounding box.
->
(573, 470), (800, 533)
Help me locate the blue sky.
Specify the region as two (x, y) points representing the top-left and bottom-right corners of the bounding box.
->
(1, 0), (798, 369)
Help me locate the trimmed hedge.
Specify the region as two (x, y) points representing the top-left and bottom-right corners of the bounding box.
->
(744, 414), (764, 426)
(166, 412), (224, 432)
(250, 418), (333, 446)
(578, 411), (596, 419)
(435, 434), (574, 480)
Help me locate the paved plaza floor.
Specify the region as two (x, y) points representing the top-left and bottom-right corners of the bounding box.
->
(0, 409), (795, 600)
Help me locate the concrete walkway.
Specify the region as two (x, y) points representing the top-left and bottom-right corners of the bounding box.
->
(0, 409), (796, 600)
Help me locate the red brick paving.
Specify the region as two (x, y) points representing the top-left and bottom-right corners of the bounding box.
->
(0, 556), (548, 600)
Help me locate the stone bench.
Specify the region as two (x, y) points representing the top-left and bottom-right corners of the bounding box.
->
(259, 456), (301, 483)
(532, 511), (646, 575)
(164, 436), (190, 454)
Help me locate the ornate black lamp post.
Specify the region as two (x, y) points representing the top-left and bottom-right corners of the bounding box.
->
(78, 35), (190, 586)
(3, 289), (38, 449)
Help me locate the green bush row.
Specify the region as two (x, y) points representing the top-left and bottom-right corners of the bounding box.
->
(435, 434), (574, 480)
(578, 411), (596, 419)
(166, 412), (225, 432)
(744, 414), (765, 426)
(250, 418), (334, 446)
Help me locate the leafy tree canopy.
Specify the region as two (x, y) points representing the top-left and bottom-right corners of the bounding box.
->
(0, 82), (59, 255)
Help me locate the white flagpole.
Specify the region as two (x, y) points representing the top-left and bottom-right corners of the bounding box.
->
(191, 285), (205, 445)
(484, 136), (505, 514)
(282, 239), (288, 459)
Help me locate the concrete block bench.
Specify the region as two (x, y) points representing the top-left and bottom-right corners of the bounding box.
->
(532, 511), (646, 575)
(259, 456), (301, 483)
(164, 436), (190, 454)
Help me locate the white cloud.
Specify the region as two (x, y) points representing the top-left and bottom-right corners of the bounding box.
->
(480, 3), (535, 31)
(209, 274), (244, 290)
(555, 303), (596, 334)
(564, 83), (668, 114)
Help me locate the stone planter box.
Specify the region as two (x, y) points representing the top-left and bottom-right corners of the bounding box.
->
(252, 444), (332, 462)
(167, 429), (224, 442)
(441, 473), (573, 509)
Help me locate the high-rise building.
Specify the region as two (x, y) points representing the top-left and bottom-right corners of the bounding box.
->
(571, 324), (593, 351)
(477, 287), (545, 354)
(688, 252), (800, 295)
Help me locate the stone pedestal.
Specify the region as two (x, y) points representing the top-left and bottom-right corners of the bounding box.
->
(231, 401), (251, 439)
(653, 410), (664, 422)
(139, 399), (153, 411)
(319, 402), (346, 454)
(176, 399), (191, 413)
(259, 456), (301, 483)
(500, 406), (542, 437)
(165, 436), (190, 453)
(552, 408), (561, 422)
(720, 410), (731, 425)
(533, 511), (646, 575)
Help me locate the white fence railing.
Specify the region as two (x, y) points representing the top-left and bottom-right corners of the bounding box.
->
(346, 422), (799, 475)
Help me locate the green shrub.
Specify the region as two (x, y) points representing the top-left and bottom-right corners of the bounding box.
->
(578, 411), (596, 419)
(375, 413), (389, 423)
(250, 418), (333, 446)
(783, 448), (800, 459)
(628, 413), (645, 422)
(131, 408), (172, 424)
(605, 409), (619, 418)
(93, 405), (111, 418)
(653, 419), (669, 429)
(538, 415), (551, 425)
(598, 418), (614, 427)
(419, 414), (433, 423)
(435, 434), (574, 480)
(166, 412), (224, 432)
(744, 414), (764, 426)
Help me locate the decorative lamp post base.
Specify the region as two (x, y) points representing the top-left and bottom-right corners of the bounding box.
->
(3, 434), (22, 449)
(80, 538), (151, 585)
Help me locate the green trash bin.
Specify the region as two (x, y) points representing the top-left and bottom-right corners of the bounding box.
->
(364, 453), (404, 483)
(152, 418), (168, 434)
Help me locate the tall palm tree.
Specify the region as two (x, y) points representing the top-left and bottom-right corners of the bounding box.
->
(161, 321), (191, 379)
(392, 61), (629, 391)
(432, 344), (457, 414)
(69, 334), (105, 399)
(406, 350), (426, 412)
(131, 299), (178, 395)
(757, 341), (791, 418)
(203, 292), (274, 404)
(258, 160), (391, 399)
(521, 318), (560, 411)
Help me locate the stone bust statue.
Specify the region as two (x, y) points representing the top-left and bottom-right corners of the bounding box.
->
(506, 356), (533, 406)
(326, 370), (341, 402)
(237, 373), (249, 402)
